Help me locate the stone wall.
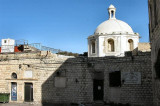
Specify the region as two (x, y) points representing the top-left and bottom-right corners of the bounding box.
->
(138, 43), (151, 52)
(0, 51), (153, 105)
(148, 0), (160, 105)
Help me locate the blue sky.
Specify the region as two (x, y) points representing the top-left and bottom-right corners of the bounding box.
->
(0, 0), (149, 53)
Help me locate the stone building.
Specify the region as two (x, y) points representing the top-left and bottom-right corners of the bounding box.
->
(0, 4), (153, 106)
(88, 5), (139, 57)
(148, 0), (160, 105)
(0, 48), (153, 106)
(1, 39), (15, 53)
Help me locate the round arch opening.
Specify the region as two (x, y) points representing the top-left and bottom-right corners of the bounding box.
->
(108, 39), (115, 52)
(11, 73), (17, 79)
(128, 39), (134, 51)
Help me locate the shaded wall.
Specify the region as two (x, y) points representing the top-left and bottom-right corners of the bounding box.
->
(148, 0), (160, 105)
(42, 53), (153, 105)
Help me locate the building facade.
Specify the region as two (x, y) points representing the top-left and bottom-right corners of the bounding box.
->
(0, 50), (153, 106)
(148, 0), (160, 105)
(1, 39), (15, 53)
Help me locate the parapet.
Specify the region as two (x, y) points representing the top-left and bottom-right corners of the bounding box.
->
(138, 43), (151, 52)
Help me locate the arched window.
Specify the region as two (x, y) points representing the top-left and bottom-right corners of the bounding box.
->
(91, 41), (95, 53)
(108, 39), (114, 52)
(128, 39), (134, 51)
(11, 73), (17, 79)
(111, 10), (114, 18)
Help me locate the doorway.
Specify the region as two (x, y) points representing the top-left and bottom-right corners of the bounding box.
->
(93, 79), (104, 101)
(11, 82), (17, 101)
(24, 83), (33, 102)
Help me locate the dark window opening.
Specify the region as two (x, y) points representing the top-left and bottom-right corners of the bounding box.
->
(91, 41), (95, 53)
(155, 49), (160, 78)
(109, 71), (121, 87)
(11, 73), (17, 79)
(19, 64), (22, 69)
(4, 40), (7, 43)
(111, 10), (114, 18)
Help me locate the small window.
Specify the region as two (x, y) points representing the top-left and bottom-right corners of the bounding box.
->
(91, 40), (96, 53)
(109, 71), (121, 87)
(11, 73), (17, 79)
(4, 40), (7, 43)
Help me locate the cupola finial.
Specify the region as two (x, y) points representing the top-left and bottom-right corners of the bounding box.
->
(108, 4), (116, 19)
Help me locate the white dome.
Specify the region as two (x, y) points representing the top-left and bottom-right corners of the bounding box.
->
(109, 4), (115, 9)
(95, 19), (134, 34)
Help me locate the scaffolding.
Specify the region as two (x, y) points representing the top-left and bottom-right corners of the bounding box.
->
(15, 39), (28, 46)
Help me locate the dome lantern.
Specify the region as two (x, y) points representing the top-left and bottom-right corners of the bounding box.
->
(108, 4), (116, 19)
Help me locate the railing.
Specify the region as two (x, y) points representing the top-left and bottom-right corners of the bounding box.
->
(15, 39), (28, 46)
(29, 43), (63, 53)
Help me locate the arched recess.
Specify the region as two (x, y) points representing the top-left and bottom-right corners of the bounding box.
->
(111, 10), (114, 18)
(91, 40), (96, 54)
(155, 49), (160, 78)
(11, 73), (17, 79)
(108, 39), (114, 52)
(128, 39), (134, 51)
